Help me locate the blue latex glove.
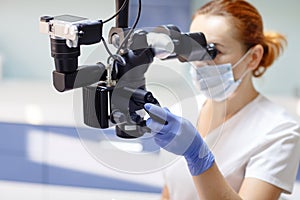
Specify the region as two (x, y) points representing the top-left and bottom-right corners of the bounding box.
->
(144, 103), (215, 176)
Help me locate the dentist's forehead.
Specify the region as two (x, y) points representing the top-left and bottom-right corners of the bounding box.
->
(190, 14), (239, 47)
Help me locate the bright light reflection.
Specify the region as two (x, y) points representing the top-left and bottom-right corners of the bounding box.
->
(100, 141), (144, 153)
(25, 104), (43, 125)
(297, 99), (300, 116)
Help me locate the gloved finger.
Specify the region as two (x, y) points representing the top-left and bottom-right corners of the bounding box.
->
(146, 117), (165, 133)
(144, 103), (168, 124)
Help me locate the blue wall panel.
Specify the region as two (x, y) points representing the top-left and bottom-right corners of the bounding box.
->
(0, 122), (161, 193)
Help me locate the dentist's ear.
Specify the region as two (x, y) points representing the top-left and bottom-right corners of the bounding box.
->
(247, 44), (264, 70)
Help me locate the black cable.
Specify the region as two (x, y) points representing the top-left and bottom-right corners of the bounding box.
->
(116, 0), (142, 54)
(103, 0), (129, 24)
(102, 37), (115, 58)
(131, 0), (141, 30)
(101, 0), (142, 61)
(102, 37), (126, 65)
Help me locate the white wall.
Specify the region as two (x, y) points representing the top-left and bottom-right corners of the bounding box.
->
(249, 0), (300, 97)
(0, 0), (114, 80)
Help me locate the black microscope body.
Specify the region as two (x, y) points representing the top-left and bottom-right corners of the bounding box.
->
(39, 0), (217, 138)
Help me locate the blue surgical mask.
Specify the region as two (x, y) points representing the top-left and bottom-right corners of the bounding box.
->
(190, 49), (252, 102)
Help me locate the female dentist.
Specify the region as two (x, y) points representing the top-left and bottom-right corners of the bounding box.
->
(144, 0), (300, 199)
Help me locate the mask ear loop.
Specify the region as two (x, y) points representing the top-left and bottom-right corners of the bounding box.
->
(232, 47), (253, 69)
(231, 48), (254, 81)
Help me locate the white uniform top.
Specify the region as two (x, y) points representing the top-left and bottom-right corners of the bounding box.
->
(164, 94), (300, 200)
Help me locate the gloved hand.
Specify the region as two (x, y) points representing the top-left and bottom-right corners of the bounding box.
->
(144, 103), (215, 176)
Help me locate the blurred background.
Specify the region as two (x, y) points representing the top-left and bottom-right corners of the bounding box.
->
(0, 0), (299, 199)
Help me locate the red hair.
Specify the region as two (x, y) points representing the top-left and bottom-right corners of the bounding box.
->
(193, 0), (287, 77)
